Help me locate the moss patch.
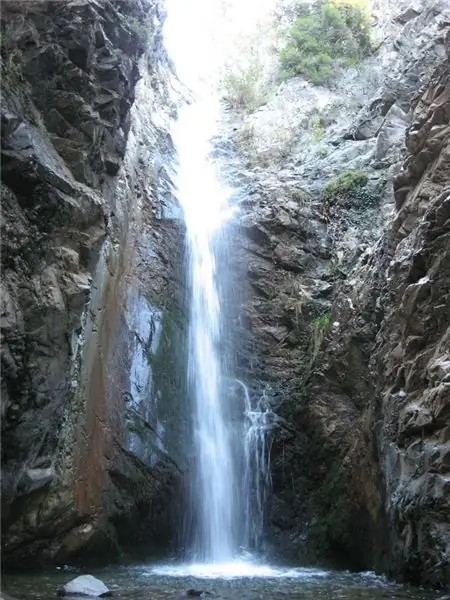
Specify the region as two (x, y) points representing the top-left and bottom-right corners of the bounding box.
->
(311, 312), (331, 327)
(290, 188), (308, 203)
(306, 312), (332, 370)
(323, 170), (368, 196)
(322, 171), (378, 212)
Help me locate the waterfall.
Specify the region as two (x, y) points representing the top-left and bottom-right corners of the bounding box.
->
(164, 0), (274, 566)
(171, 99), (238, 562)
(238, 381), (274, 551)
(171, 100), (274, 561)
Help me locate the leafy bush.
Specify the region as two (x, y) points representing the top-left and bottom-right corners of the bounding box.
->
(221, 64), (268, 112)
(279, 0), (372, 84)
(125, 15), (147, 41)
(311, 313), (331, 327)
(323, 170), (368, 196)
(333, 0), (370, 14)
(220, 24), (274, 113)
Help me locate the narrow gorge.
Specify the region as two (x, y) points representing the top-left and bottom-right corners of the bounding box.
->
(1, 0), (449, 598)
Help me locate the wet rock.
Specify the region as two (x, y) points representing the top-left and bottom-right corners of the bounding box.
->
(57, 575), (112, 597)
(25, 467), (54, 489)
(1, 0), (185, 568)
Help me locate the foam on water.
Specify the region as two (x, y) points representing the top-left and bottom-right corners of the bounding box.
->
(148, 560), (329, 579)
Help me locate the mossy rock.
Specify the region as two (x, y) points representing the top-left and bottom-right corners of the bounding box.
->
(306, 468), (354, 563)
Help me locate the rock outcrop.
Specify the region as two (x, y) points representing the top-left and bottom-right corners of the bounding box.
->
(293, 33), (450, 585)
(1, 0), (186, 566)
(231, 0), (450, 588)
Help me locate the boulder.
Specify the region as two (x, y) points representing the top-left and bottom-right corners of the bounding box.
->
(58, 575), (112, 597)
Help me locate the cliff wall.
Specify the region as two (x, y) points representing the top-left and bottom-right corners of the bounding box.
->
(1, 0), (186, 566)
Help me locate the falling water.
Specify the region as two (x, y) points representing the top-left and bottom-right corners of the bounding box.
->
(238, 381), (274, 551)
(165, 0), (274, 566)
(171, 99), (238, 562)
(171, 100), (275, 560)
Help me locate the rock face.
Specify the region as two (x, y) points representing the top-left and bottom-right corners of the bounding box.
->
(1, 0), (186, 565)
(231, 0), (450, 588)
(304, 43), (450, 584)
(1, 0), (448, 587)
(375, 47), (450, 585)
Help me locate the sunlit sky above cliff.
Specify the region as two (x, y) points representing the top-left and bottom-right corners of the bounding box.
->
(164, 0), (275, 91)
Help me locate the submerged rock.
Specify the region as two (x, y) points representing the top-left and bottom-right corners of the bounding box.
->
(57, 575), (111, 597)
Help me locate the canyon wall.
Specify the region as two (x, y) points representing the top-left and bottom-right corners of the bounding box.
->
(1, 0), (448, 588)
(232, 0), (450, 587)
(1, 0), (186, 566)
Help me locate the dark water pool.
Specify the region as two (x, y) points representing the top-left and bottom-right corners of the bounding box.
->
(2, 560), (443, 600)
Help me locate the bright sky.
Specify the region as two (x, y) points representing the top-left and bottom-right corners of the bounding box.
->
(164, 0), (276, 91)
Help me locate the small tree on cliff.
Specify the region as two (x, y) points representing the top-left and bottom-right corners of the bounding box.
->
(279, 0), (372, 84)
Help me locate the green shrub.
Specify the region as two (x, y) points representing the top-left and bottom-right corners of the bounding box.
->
(311, 115), (325, 141)
(279, 0), (371, 84)
(333, 0), (370, 12)
(221, 66), (268, 112)
(323, 170), (368, 196)
(311, 313), (331, 327)
(125, 15), (147, 40)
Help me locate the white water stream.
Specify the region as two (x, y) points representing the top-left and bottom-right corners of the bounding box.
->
(172, 99), (238, 562)
(170, 93), (275, 565)
(164, 0), (274, 568)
